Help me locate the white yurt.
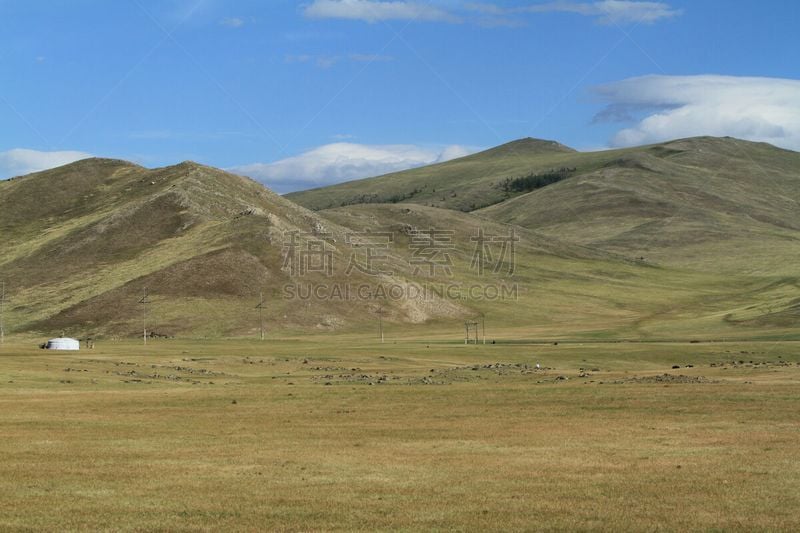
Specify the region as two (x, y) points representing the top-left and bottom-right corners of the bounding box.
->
(45, 338), (80, 351)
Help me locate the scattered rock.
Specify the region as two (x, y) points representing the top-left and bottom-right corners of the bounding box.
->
(610, 374), (717, 385)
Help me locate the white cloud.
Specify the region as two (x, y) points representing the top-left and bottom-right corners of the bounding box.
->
(468, 1), (681, 25)
(285, 53), (393, 68)
(230, 142), (478, 193)
(437, 144), (475, 161)
(349, 53), (394, 62)
(285, 53), (339, 68)
(592, 75), (800, 150)
(537, 1), (681, 25)
(0, 148), (93, 179)
(316, 56), (339, 69)
(303, 0), (678, 26)
(303, 0), (460, 23)
(220, 17), (246, 28)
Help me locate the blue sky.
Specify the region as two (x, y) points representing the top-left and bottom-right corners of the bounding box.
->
(1, 0), (799, 192)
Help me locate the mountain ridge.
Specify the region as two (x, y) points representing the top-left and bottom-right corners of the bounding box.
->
(1, 136), (799, 339)
(286, 136), (798, 212)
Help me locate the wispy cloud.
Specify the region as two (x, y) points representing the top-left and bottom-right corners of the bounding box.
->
(285, 52), (394, 69)
(304, 0), (680, 25)
(468, 1), (682, 25)
(0, 148), (93, 179)
(219, 16), (246, 28)
(229, 142), (478, 193)
(285, 54), (340, 68)
(592, 74), (800, 150)
(303, 0), (461, 23)
(349, 53), (394, 62)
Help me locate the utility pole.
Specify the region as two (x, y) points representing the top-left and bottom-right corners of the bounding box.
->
(378, 302), (385, 344)
(255, 292), (266, 341)
(0, 281), (6, 345)
(371, 290), (386, 344)
(465, 320), (479, 345)
(480, 313), (486, 345)
(138, 288), (150, 345)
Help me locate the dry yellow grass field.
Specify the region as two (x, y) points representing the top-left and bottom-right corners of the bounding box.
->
(1, 336), (799, 531)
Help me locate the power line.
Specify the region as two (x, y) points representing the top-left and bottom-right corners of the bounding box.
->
(255, 292), (266, 341)
(0, 281), (6, 345)
(371, 288), (387, 344)
(376, 301), (387, 344)
(138, 287), (151, 345)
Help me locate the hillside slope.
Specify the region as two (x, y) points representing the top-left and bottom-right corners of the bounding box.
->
(2, 159), (471, 337)
(288, 135), (800, 273)
(2, 145), (798, 341)
(286, 136), (800, 335)
(286, 138), (576, 211)
(0, 159), (668, 337)
(0, 157), (643, 339)
(478, 137), (800, 273)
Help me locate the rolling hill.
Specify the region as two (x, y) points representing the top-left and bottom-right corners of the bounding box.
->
(289, 135), (800, 336)
(290, 136), (800, 272)
(478, 137), (800, 274)
(0, 157), (659, 339)
(0, 158), (325, 337)
(286, 137), (577, 211)
(1, 136), (799, 341)
(0, 158), (472, 338)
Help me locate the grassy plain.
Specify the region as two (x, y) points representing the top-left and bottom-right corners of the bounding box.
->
(1, 335), (799, 531)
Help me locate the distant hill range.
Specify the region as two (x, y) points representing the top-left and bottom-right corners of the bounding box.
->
(289, 136), (800, 274)
(2, 136), (799, 340)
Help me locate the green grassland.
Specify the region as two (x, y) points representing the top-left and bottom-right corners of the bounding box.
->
(1, 336), (799, 530)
